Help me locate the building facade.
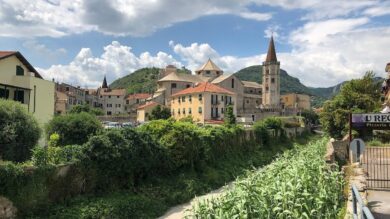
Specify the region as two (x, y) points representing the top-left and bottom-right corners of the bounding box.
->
(170, 82), (236, 123)
(0, 51), (55, 125)
(281, 93), (311, 110)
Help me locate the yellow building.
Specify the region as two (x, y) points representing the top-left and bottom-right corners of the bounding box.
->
(136, 101), (160, 123)
(280, 93), (311, 110)
(0, 51), (55, 125)
(170, 82), (236, 124)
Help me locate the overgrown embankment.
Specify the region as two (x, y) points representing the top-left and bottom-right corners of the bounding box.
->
(190, 137), (345, 218)
(0, 118), (310, 218)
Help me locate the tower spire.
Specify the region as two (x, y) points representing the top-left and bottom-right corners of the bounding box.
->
(102, 75), (108, 89)
(265, 35), (277, 62)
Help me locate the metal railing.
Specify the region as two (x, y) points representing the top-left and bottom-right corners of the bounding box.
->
(352, 184), (375, 219)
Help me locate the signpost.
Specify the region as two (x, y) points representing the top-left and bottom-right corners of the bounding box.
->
(351, 113), (390, 130)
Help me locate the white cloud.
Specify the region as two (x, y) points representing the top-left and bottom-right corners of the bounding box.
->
(23, 40), (67, 61)
(38, 41), (181, 87)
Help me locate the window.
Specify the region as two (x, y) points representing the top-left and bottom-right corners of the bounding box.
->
(266, 87), (269, 91)
(117, 96), (120, 98)
(65, 87), (70, 91)
(266, 69), (269, 75)
(117, 104), (121, 108)
(231, 78), (235, 88)
(186, 84), (191, 88)
(198, 107), (202, 113)
(136, 99), (140, 104)
(189, 95), (192, 102)
(126, 100), (129, 104)
(221, 108), (224, 114)
(229, 96), (232, 104)
(107, 104), (112, 108)
(13, 90), (24, 103)
(198, 94), (202, 101)
(107, 111), (112, 115)
(183, 108), (186, 114)
(206, 70), (210, 74)
(171, 83), (177, 88)
(16, 65), (24, 76)
(178, 108), (181, 114)
(250, 89), (253, 93)
(182, 96), (185, 102)
(0, 88), (9, 99)
(271, 78), (275, 83)
(221, 95), (224, 101)
(100, 95), (102, 98)
(189, 108), (192, 114)
(108, 95), (111, 98)
(246, 100), (249, 104)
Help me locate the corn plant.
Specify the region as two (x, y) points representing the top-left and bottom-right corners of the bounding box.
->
(189, 137), (344, 219)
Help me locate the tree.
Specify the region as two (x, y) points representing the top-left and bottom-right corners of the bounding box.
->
(224, 105), (236, 126)
(148, 105), (171, 120)
(0, 99), (41, 162)
(69, 104), (104, 116)
(320, 72), (381, 139)
(46, 112), (102, 146)
(301, 109), (319, 125)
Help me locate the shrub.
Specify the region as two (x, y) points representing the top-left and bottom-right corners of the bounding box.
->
(32, 145), (84, 167)
(179, 116), (194, 123)
(253, 121), (270, 146)
(224, 105), (236, 127)
(46, 112), (102, 146)
(0, 99), (41, 162)
(148, 105), (171, 120)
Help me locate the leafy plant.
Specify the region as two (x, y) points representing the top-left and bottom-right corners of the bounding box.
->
(46, 112), (102, 146)
(0, 99), (41, 162)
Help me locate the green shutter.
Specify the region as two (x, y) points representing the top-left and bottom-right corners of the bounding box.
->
(16, 66), (24, 76)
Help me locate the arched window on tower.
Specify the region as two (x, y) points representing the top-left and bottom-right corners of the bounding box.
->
(231, 78), (235, 88)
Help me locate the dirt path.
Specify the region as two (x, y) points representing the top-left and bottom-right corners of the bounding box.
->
(157, 183), (233, 219)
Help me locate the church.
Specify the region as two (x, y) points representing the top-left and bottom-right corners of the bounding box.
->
(138, 36), (283, 123)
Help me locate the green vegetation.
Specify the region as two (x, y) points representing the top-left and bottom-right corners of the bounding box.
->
(45, 112), (103, 146)
(0, 99), (41, 162)
(223, 105), (236, 126)
(110, 67), (160, 94)
(320, 72), (381, 139)
(190, 137), (344, 219)
(68, 104), (104, 116)
(0, 117), (313, 218)
(148, 105), (171, 120)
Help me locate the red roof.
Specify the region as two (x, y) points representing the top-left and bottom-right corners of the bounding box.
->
(172, 82), (234, 97)
(0, 51), (43, 79)
(126, 93), (151, 100)
(137, 101), (159, 110)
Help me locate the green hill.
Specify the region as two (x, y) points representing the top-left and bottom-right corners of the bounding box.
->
(234, 65), (342, 107)
(110, 67), (160, 94)
(110, 65), (353, 107)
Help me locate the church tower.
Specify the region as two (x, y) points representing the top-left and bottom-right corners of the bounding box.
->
(262, 36), (280, 108)
(102, 76), (108, 89)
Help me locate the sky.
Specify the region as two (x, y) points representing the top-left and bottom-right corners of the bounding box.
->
(1, 0), (390, 88)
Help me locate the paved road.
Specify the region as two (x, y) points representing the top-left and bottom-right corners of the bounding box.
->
(368, 190), (390, 219)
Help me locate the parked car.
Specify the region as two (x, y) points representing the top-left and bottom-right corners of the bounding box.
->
(122, 122), (133, 127)
(105, 122), (121, 129)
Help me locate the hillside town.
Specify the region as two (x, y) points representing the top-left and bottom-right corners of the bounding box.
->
(1, 37), (310, 128)
(2, 1), (390, 218)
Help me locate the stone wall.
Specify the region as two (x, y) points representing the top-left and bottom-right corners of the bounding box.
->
(324, 138), (349, 163)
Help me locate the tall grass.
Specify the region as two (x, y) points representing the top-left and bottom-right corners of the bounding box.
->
(189, 137), (344, 218)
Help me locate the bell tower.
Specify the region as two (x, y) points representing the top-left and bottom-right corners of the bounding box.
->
(262, 36), (280, 108)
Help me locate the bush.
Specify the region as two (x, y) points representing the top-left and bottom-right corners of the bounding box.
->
(0, 99), (41, 162)
(253, 122), (270, 146)
(46, 112), (102, 146)
(32, 145), (84, 167)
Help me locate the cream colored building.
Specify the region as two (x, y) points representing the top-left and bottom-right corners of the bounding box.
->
(98, 88), (126, 116)
(136, 101), (160, 122)
(0, 51), (55, 125)
(281, 93), (311, 110)
(170, 82), (236, 123)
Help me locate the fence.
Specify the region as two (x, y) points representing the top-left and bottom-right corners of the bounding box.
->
(361, 147), (390, 189)
(352, 184), (374, 219)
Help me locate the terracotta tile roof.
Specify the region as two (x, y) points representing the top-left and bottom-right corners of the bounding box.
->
(265, 36), (277, 62)
(99, 88), (126, 96)
(0, 51), (43, 79)
(126, 93), (151, 100)
(137, 101), (159, 110)
(196, 58), (222, 72)
(172, 82), (234, 97)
